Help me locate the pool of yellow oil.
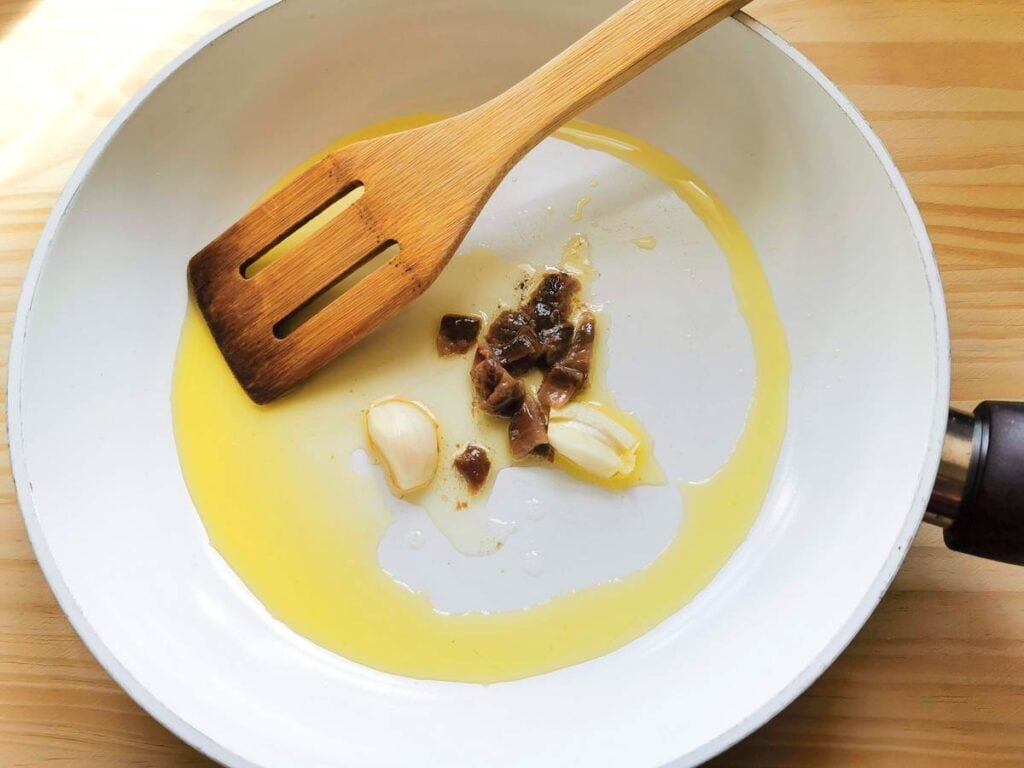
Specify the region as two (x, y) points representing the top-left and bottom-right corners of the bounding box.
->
(172, 115), (790, 683)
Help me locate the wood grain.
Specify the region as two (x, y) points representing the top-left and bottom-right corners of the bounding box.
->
(0, 0), (1021, 765)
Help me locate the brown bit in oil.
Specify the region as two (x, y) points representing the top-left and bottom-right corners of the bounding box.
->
(453, 444), (491, 494)
(525, 271), (579, 334)
(509, 390), (549, 460)
(539, 311), (595, 409)
(525, 271), (580, 368)
(485, 310), (543, 375)
(436, 314), (481, 356)
(462, 269), (594, 460)
(537, 322), (574, 368)
(471, 342), (526, 416)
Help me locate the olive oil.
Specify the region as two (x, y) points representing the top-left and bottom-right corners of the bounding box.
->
(172, 116), (790, 683)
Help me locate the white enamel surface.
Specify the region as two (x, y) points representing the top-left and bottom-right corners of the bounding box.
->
(379, 136), (748, 613)
(8, 3), (948, 767)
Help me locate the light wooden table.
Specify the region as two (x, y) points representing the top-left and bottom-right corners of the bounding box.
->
(1, 1), (1022, 765)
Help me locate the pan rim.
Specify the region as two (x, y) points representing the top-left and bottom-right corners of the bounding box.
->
(5, 6), (950, 768)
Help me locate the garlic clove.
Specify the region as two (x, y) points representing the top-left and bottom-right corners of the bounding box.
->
(365, 398), (440, 496)
(554, 402), (640, 453)
(548, 420), (625, 479)
(548, 402), (640, 479)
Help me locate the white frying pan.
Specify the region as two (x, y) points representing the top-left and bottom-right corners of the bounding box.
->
(9, 1), (1023, 766)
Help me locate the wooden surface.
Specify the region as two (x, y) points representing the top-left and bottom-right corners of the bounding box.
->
(0, 0), (1021, 764)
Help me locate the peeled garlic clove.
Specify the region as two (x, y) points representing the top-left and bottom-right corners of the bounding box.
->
(547, 421), (622, 479)
(555, 402), (640, 453)
(548, 403), (640, 479)
(365, 398), (440, 496)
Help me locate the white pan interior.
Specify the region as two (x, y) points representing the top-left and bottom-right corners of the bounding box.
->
(9, 1), (948, 766)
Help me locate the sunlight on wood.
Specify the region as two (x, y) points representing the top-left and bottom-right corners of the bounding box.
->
(0, 0), (249, 186)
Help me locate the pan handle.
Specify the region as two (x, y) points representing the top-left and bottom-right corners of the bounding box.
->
(926, 402), (1024, 565)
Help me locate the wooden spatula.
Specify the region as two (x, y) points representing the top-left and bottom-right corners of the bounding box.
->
(189, 0), (749, 403)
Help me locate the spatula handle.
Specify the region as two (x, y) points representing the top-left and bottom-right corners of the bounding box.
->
(477, 0), (750, 154)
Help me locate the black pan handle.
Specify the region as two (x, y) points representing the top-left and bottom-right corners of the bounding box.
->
(927, 402), (1024, 565)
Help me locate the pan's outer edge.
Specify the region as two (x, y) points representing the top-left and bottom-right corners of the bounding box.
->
(5, 8), (950, 768)
(677, 12), (950, 768)
(6, 4), (285, 766)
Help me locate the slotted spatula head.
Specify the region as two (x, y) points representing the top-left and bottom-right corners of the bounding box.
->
(189, 115), (507, 403)
(188, 0), (748, 403)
